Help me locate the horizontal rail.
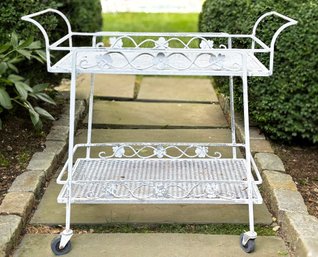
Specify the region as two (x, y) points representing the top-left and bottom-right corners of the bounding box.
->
(74, 142), (246, 149)
(70, 179), (250, 184)
(49, 46), (270, 55)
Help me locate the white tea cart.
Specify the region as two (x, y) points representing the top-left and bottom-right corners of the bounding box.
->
(22, 9), (297, 255)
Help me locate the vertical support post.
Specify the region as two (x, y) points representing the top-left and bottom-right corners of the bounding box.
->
(86, 36), (97, 159)
(65, 50), (77, 232)
(229, 76), (237, 159)
(242, 53), (256, 236)
(228, 37), (237, 158)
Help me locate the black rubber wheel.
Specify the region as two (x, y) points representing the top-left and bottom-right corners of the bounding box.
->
(51, 236), (72, 256)
(240, 233), (255, 253)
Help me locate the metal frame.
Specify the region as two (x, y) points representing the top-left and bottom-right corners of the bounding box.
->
(22, 9), (297, 253)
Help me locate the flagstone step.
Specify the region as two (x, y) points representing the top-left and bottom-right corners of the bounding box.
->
(55, 74), (135, 100)
(84, 101), (228, 128)
(137, 77), (218, 103)
(14, 234), (288, 257)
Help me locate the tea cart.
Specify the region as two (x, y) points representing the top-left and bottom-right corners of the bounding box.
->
(22, 9), (297, 255)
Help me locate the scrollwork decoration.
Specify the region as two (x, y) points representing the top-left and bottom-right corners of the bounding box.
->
(76, 181), (249, 201)
(97, 144), (222, 159)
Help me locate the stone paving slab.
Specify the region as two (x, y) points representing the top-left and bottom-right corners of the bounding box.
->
(55, 74), (135, 100)
(30, 180), (271, 225)
(0, 215), (22, 256)
(137, 77), (218, 102)
(74, 129), (240, 159)
(85, 101), (228, 128)
(14, 234), (288, 257)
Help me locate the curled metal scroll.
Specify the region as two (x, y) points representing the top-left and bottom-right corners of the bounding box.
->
(98, 144), (222, 159)
(79, 182), (245, 201)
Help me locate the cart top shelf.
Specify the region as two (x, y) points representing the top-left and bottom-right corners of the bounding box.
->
(22, 9), (297, 77)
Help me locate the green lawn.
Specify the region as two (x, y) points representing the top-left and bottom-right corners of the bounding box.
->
(102, 13), (199, 48)
(103, 12), (199, 33)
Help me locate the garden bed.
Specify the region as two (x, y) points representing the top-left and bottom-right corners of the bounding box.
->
(273, 143), (318, 219)
(0, 100), (65, 204)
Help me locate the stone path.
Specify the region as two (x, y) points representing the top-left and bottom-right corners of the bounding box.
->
(13, 75), (289, 256)
(137, 77), (218, 102)
(15, 234), (287, 257)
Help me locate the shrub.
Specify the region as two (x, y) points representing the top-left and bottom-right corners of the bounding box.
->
(199, 0), (318, 143)
(0, 0), (102, 45)
(0, 33), (56, 129)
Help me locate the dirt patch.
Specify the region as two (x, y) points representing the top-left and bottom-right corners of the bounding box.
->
(0, 100), (65, 204)
(273, 143), (318, 218)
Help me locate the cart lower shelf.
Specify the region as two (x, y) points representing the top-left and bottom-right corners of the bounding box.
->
(58, 158), (262, 204)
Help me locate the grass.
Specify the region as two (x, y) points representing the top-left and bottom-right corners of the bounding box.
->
(71, 224), (275, 236)
(0, 152), (9, 167)
(103, 13), (199, 33)
(16, 151), (31, 166)
(102, 12), (199, 48)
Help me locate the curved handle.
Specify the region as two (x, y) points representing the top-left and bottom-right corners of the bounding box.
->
(21, 9), (73, 70)
(251, 11), (297, 74)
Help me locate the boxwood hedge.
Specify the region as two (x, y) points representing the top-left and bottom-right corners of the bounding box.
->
(199, 0), (318, 143)
(0, 0), (102, 45)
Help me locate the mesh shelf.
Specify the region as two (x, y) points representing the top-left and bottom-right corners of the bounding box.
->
(58, 158), (262, 204)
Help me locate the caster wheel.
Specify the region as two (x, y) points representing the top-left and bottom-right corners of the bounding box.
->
(240, 233), (255, 253)
(51, 236), (72, 256)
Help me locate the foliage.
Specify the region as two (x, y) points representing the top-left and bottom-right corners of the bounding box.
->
(0, 0), (102, 46)
(0, 33), (56, 129)
(0, 1), (61, 44)
(199, 0), (318, 143)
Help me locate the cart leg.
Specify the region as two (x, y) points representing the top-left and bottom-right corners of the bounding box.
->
(86, 73), (95, 158)
(86, 35), (97, 158)
(240, 59), (257, 253)
(51, 52), (78, 255)
(229, 76), (237, 159)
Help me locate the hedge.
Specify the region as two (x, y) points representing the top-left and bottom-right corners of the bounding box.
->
(0, 0), (102, 45)
(0, 0), (102, 83)
(199, 0), (318, 143)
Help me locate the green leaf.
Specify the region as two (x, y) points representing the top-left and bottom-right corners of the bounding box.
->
(7, 63), (18, 73)
(34, 50), (46, 61)
(32, 83), (49, 93)
(18, 37), (34, 49)
(8, 74), (24, 83)
(11, 32), (18, 48)
(14, 81), (33, 99)
(31, 55), (45, 64)
(0, 62), (8, 74)
(17, 49), (31, 60)
(0, 44), (10, 54)
(0, 86), (12, 109)
(35, 92), (56, 105)
(8, 56), (24, 64)
(26, 41), (41, 49)
(29, 108), (40, 126)
(34, 106), (55, 120)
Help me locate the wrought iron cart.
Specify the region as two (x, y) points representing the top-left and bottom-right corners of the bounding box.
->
(22, 9), (297, 255)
